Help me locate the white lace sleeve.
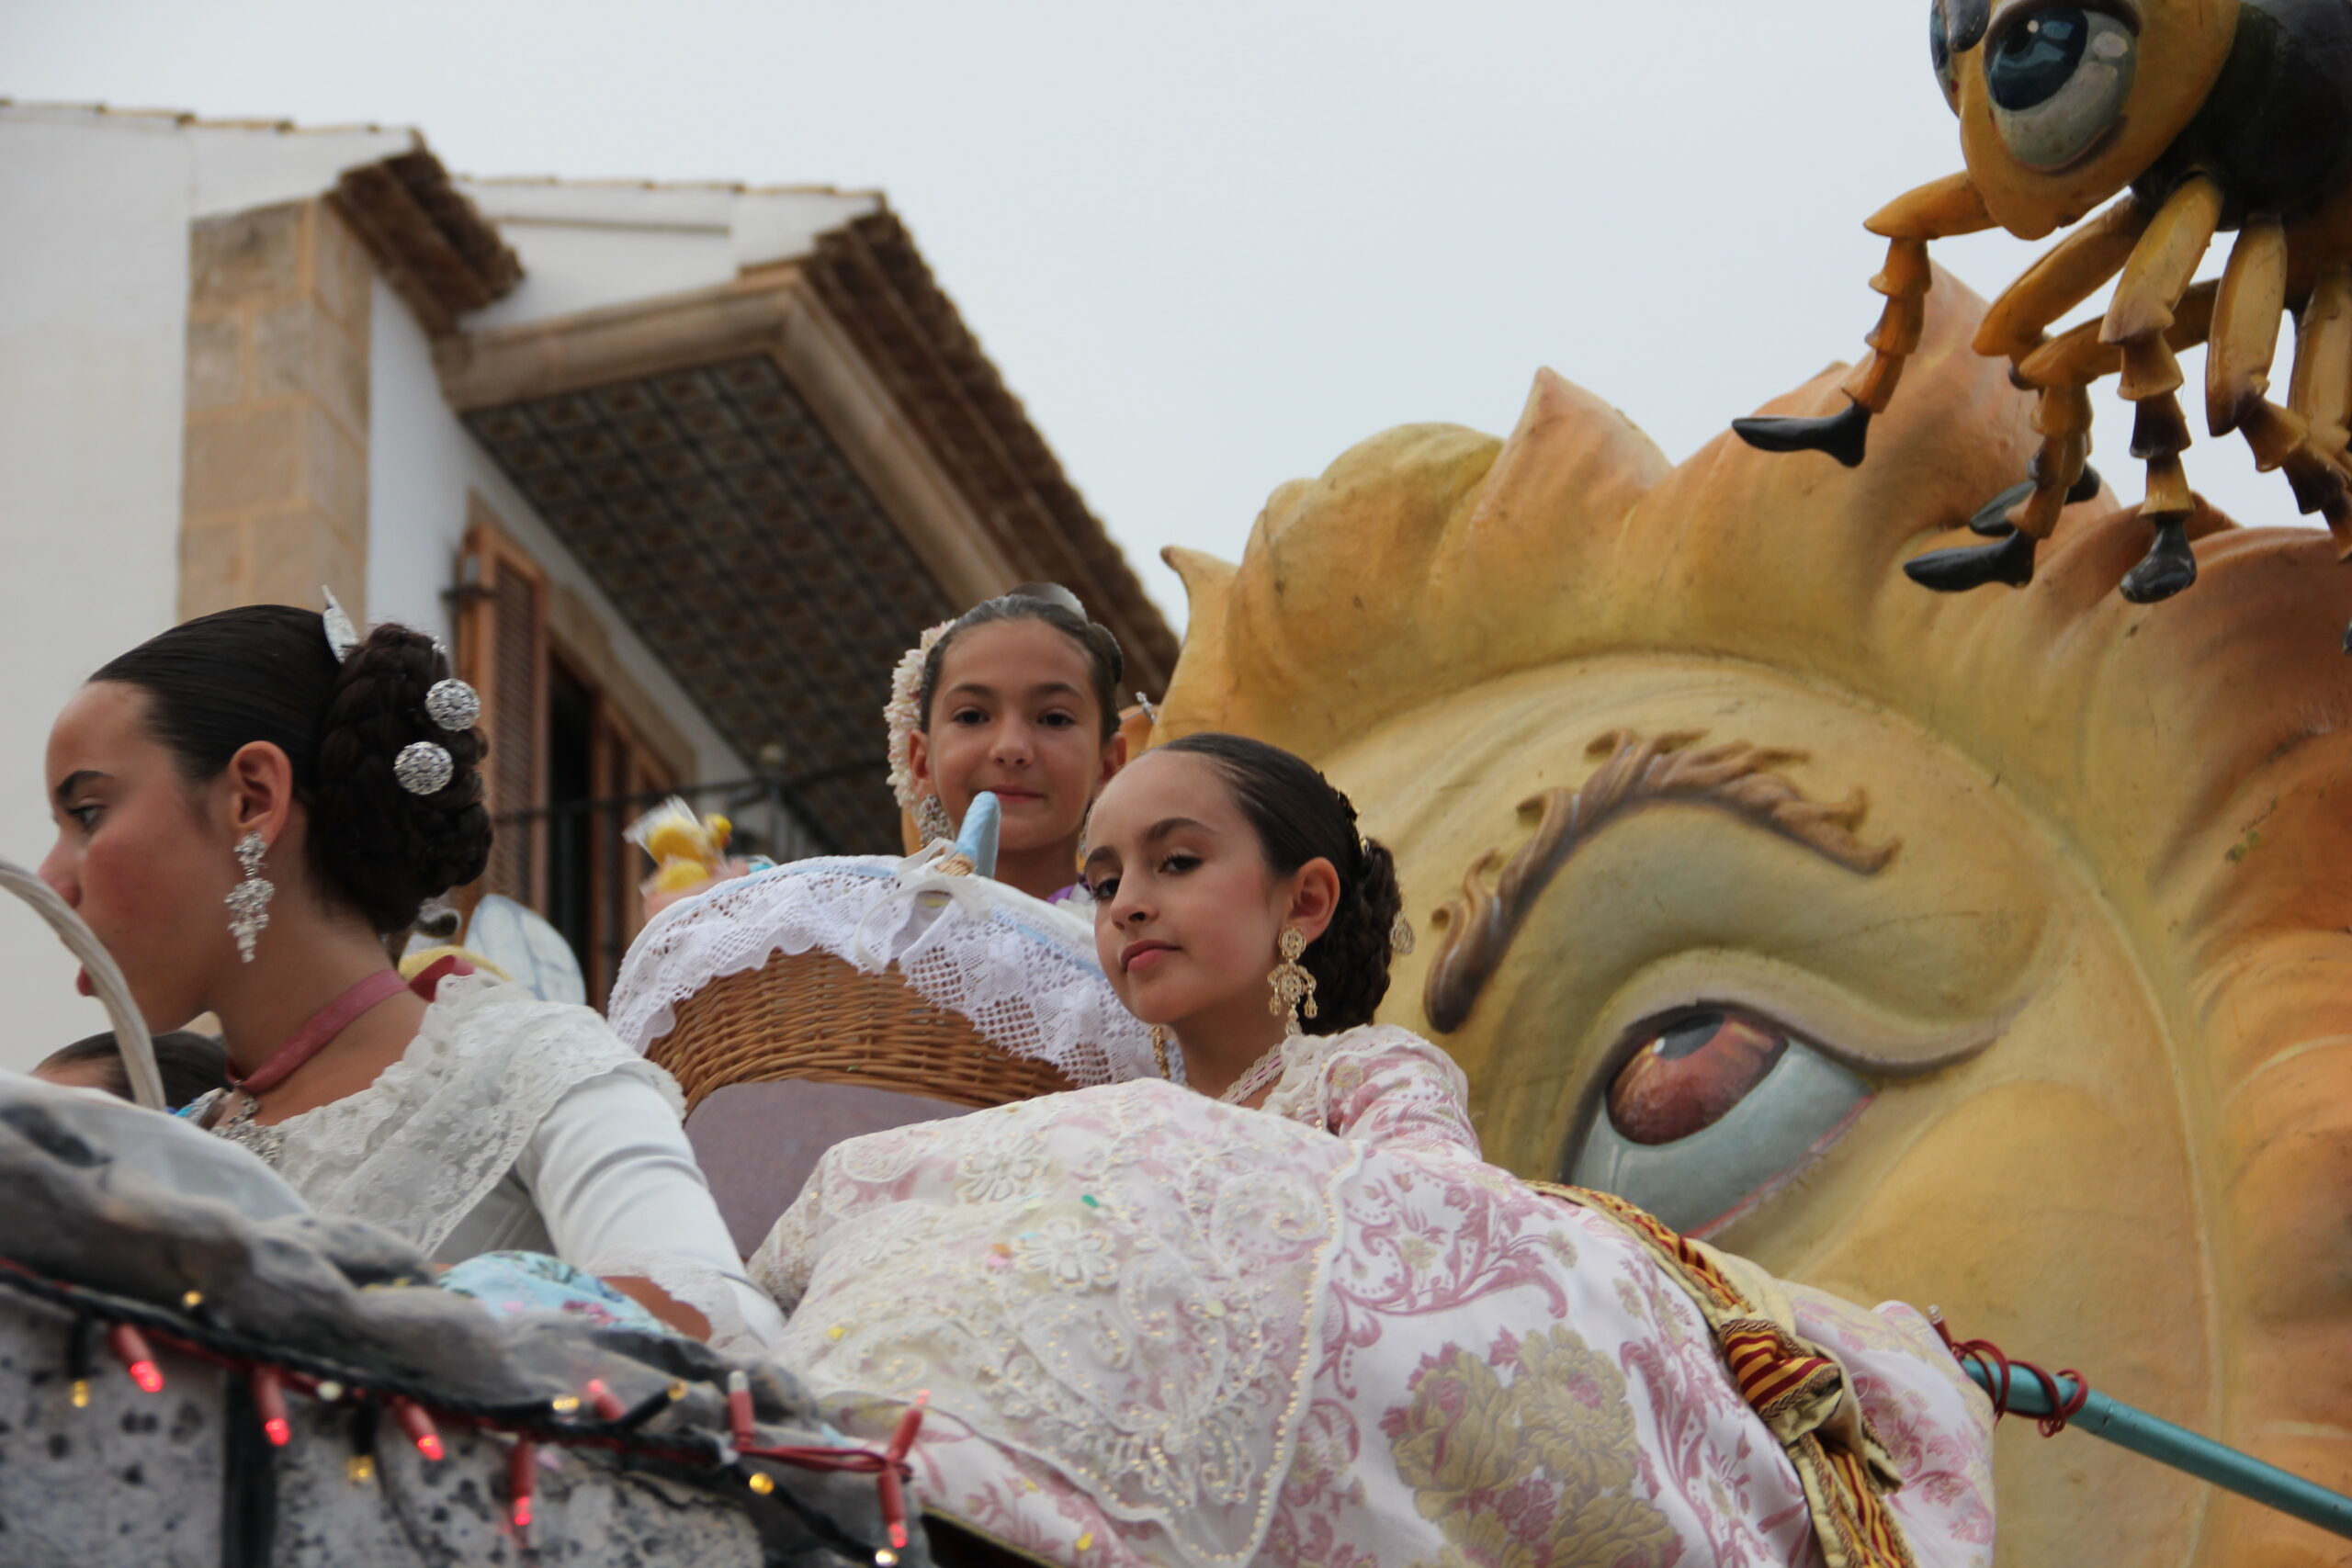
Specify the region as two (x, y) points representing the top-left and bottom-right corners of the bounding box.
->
(1259, 1024), (1483, 1159)
(513, 1069), (786, 1357)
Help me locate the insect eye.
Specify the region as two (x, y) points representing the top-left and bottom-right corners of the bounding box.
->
(1566, 1008), (1871, 1237)
(1929, 1), (1959, 111)
(1985, 6), (2137, 170)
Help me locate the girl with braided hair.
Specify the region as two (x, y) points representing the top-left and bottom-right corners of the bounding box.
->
(889, 581), (1129, 904)
(752, 734), (1996, 1566)
(37, 604), (779, 1354)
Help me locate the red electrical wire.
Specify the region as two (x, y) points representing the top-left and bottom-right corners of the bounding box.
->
(0, 1253), (914, 1552)
(1931, 1312), (2090, 1438)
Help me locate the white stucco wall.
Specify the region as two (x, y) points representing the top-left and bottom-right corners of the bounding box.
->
(458, 181), (879, 333)
(0, 114), (809, 1069)
(0, 109), (420, 1071)
(367, 276), (750, 784)
(0, 111), (199, 1068)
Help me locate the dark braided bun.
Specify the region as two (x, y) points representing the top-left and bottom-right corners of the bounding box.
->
(1158, 732), (1404, 1032)
(92, 604), (492, 935)
(311, 624), (491, 932)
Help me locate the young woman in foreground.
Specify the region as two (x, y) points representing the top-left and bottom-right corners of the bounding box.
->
(40, 605), (778, 1351)
(755, 733), (1995, 1566)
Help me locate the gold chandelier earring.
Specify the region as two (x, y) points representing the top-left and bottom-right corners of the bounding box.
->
(1148, 1024), (1173, 1080)
(1267, 926), (1318, 1037)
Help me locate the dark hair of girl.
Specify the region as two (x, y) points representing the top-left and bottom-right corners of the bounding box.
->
(91, 604), (492, 935)
(40, 1031), (231, 1111)
(1158, 732), (1404, 1033)
(916, 582), (1125, 740)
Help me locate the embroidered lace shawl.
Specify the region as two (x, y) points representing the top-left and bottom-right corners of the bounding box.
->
(188, 974), (778, 1353)
(752, 1024), (1996, 1568)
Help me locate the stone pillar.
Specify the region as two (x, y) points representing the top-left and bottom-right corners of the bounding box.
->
(178, 198), (372, 620)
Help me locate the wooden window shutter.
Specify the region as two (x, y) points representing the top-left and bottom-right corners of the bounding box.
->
(457, 516), (548, 909)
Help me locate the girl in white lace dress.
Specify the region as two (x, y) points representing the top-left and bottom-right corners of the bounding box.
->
(38, 605), (778, 1353)
(752, 733), (1996, 1567)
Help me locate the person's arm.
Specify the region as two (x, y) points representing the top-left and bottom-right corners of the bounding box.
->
(512, 1066), (786, 1350)
(1306, 1029), (1483, 1159)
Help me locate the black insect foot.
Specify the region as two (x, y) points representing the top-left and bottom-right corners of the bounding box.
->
(1733, 399), (1872, 468)
(1904, 526), (2038, 592)
(2119, 515), (2198, 604)
(1968, 480), (2036, 536)
(2286, 458), (2346, 517)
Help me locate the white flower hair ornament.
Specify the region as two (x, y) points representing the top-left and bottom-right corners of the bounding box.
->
(885, 620), (956, 813)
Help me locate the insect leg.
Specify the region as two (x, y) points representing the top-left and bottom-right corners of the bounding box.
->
(1734, 172), (1994, 467)
(2281, 261), (2352, 552)
(1905, 288), (2219, 592)
(2105, 175), (2226, 603)
(1974, 194), (2152, 362)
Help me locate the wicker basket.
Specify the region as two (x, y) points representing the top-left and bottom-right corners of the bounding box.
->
(644, 946), (1076, 1114)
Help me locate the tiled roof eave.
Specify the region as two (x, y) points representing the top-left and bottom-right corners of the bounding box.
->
(801, 210), (1178, 690)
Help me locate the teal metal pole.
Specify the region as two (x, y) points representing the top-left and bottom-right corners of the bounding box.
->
(1962, 1362), (2352, 1540)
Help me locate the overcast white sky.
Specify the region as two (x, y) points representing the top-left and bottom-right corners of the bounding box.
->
(3, 0), (2288, 628)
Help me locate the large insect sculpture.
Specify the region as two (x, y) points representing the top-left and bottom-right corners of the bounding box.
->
(1735, 0), (2352, 618)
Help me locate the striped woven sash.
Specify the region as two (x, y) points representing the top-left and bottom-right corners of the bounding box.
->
(1530, 1180), (1918, 1568)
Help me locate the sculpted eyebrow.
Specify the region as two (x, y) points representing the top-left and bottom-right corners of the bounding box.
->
(1422, 731), (1897, 1032)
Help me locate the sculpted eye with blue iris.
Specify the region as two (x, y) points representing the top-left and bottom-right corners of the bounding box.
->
(1991, 8), (2090, 109)
(1984, 6), (2138, 169)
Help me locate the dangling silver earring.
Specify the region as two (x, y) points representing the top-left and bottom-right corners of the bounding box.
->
(225, 831), (274, 964)
(915, 794), (956, 843)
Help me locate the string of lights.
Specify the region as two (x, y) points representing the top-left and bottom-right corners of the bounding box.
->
(0, 1252), (924, 1560)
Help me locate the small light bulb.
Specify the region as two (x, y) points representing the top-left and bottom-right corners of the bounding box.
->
(69, 1380), (90, 1410)
(746, 1472), (775, 1496)
(346, 1454), (377, 1485)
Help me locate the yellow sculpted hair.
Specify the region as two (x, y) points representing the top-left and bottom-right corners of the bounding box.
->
(1158, 267), (2352, 1551)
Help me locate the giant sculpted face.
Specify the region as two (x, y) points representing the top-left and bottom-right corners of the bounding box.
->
(1154, 276), (2352, 1568)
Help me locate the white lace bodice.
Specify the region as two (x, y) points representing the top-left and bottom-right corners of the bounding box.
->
(188, 974), (780, 1353)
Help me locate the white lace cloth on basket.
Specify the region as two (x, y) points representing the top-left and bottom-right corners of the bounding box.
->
(185, 973), (781, 1355)
(606, 854), (1163, 1088)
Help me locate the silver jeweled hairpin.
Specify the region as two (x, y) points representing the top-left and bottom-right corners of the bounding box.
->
(406, 678), (480, 796)
(424, 678), (481, 731)
(395, 741), (456, 796)
(322, 590), (481, 798)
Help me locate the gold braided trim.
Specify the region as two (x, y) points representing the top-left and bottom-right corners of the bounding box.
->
(1528, 1180), (1918, 1568)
